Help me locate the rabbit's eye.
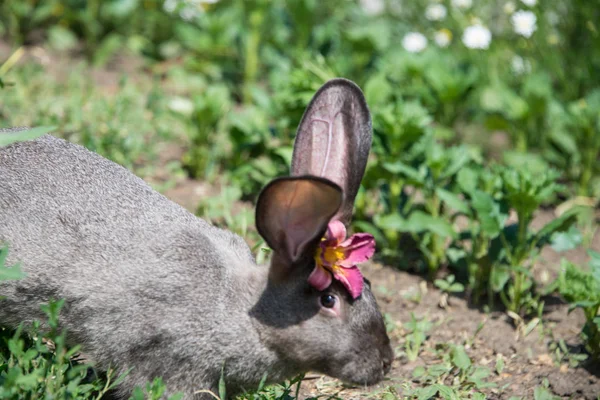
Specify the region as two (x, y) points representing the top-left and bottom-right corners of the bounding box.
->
(320, 294), (337, 309)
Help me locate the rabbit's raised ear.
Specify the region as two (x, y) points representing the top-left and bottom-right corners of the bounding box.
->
(256, 177), (342, 270)
(291, 78), (372, 226)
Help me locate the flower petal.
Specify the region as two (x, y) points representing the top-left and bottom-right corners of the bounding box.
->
(332, 266), (364, 299)
(308, 264), (333, 291)
(325, 220), (347, 245)
(338, 233), (376, 267)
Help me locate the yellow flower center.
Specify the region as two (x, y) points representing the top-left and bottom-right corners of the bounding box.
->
(315, 245), (345, 275)
(324, 247), (345, 265)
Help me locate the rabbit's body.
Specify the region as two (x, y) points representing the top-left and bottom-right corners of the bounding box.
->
(0, 131), (288, 395)
(0, 80), (393, 399)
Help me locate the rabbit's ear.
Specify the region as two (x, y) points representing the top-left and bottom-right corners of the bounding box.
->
(256, 176), (342, 267)
(291, 78), (372, 227)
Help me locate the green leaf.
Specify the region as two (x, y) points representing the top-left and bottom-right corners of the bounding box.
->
(93, 34), (124, 67)
(550, 226), (582, 252)
(417, 385), (439, 400)
(471, 190), (505, 238)
(428, 363), (451, 377)
(412, 366), (426, 378)
(382, 161), (425, 184)
(373, 213), (405, 231)
(557, 260), (600, 305)
(364, 73), (392, 106)
(503, 151), (550, 176)
(449, 283), (465, 292)
(588, 250), (600, 283)
(438, 147), (472, 180)
(435, 384), (459, 400)
(491, 267), (511, 292)
(434, 279), (450, 291)
(0, 248), (25, 282)
(533, 385), (560, 400)
(536, 208), (580, 247)
(273, 146), (293, 165)
(436, 188), (469, 214)
(469, 366), (493, 388)
(404, 211), (457, 238)
(451, 345), (471, 370)
(496, 356), (505, 375)
(218, 364), (227, 400)
(104, 0), (139, 17)
(0, 126), (56, 147)
(47, 26), (78, 52)
(457, 167), (478, 194)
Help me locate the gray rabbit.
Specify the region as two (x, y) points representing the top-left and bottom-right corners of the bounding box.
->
(0, 79), (393, 399)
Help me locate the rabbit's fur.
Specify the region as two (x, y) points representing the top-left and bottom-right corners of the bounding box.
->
(0, 79), (393, 398)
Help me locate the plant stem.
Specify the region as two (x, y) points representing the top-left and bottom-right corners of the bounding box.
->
(243, 6), (264, 104)
(511, 270), (523, 313)
(578, 127), (596, 196)
(514, 128), (528, 153)
(427, 193), (443, 280)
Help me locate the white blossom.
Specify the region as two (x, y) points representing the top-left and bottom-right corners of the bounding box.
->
(163, 0), (178, 13)
(434, 29), (452, 47)
(462, 24), (492, 49)
(511, 56), (531, 74)
(425, 4), (447, 21)
(511, 10), (537, 38)
(179, 5), (200, 21)
(546, 11), (559, 26)
(402, 32), (428, 53)
(360, 0), (385, 16)
(503, 1), (516, 14)
(520, 0), (536, 6)
(168, 97), (194, 116)
(451, 0), (472, 8)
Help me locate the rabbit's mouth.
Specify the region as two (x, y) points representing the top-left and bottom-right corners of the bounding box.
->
(323, 349), (394, 387)
(338, 369), (387, 387)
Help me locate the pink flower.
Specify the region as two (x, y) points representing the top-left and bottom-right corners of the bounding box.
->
(308, 220), (376, 299)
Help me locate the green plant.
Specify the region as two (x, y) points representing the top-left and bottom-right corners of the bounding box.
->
(0, 300), (114, 398)
(235, 373), (309, 400)
(453, 165), (578, 314)
(533, 379), (561, 400)
(399, 313), (432, 362)
(546, 90), (600, 197)
(434, 275), (464, 295)
(130, 377), (184, 400)
(368, 133), (472, 279)
(404, 344), (492, 399)
(547, 338), (589, 368)
(0, 126), (56, 148)
(553, 253), (600, 360)
(0, 246), (25, 286)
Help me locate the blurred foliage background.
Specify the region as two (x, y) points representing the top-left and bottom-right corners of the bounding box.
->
(1, 0), (599, 317)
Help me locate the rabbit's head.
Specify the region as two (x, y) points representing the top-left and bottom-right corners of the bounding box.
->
(251, 79), (393, 386)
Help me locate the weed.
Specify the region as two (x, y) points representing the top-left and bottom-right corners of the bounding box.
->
(552, 254), (600, 360)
